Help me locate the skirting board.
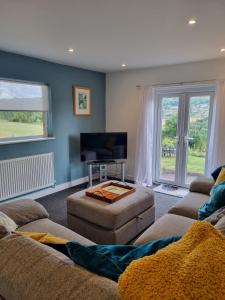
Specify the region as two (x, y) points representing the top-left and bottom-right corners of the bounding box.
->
(5, 176), (89, 203)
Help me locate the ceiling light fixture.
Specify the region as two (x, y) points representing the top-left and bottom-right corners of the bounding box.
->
(188, 19), (196, 25)
(221, 48), (225, 53)
(68, 48), (75, 53)
(121, 64), (126, 68)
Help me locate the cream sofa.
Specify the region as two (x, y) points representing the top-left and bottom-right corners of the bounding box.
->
(0, 199), (119, 300)
(0, 177), (218, 300)
(135, 176), (215, 244)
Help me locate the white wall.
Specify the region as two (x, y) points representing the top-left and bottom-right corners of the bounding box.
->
(106, 58), (225, 180)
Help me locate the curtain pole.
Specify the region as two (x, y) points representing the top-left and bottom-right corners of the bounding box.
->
(136, 79), (218, 89)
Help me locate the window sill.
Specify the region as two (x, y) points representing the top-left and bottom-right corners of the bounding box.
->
(0, 137), (55, 145)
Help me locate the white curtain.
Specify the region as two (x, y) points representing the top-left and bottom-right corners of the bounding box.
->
(206, 80), (225, 175)
(134, 86), (155, 186)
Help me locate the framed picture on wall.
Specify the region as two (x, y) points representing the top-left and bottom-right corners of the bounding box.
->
(73, 86), (91, 116)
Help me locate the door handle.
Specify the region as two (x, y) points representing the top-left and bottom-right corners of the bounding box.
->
(183, 136), (194, 147)
(184, 136), (194, 142)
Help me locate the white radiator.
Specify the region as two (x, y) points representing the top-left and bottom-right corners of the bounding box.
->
(0, 153), (55, 201)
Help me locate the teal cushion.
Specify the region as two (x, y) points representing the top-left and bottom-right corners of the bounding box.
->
(66, 236), (180, 282)
(198, 181), (225, 220)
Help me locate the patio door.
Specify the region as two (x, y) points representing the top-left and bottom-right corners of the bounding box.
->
(154, 86), (214, 187)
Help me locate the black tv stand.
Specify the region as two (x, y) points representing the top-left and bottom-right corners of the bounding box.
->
(87, 160), (126, 186)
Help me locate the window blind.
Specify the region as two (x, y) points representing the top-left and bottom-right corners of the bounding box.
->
(0, 80), (49, 111)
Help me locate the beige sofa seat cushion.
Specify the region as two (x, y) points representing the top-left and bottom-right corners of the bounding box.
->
(168, 192), (209, 219)
(0, 234), (119, 300)
(67, 182), (154, 230)
(0, 199), (49, 226)
(134, 214), (195, 245)
(19, 218), (94, 245)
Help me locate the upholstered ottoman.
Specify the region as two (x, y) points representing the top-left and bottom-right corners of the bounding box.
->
(67, 182), (155, 244)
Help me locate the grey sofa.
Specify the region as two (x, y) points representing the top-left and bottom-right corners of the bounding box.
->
(0, 176), (220, 300)
(135, 176), (215, 244)
(0, 199), (119, 300)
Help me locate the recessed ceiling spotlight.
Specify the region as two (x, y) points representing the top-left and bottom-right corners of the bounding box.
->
(221, 48), (225, 53)
(188, 19), (196, 25)
(68, 48), (75, 53)
(121, 63), (126, 68)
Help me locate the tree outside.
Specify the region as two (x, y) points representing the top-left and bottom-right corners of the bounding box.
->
(160, 96), (210, 181)
(0, 111), (44, 138)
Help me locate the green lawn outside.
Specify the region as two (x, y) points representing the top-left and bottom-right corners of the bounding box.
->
(0, 120), (44, 138)
(161, 155), (205, 174)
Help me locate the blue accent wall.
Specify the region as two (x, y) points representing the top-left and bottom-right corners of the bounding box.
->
(0, 51), (105, 184)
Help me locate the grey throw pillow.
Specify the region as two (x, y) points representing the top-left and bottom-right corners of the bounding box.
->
(204, 206), (225, 225)
(0, 225), (11, 239)
(215, 216), (225, 235)
(0, 212), (18, 239)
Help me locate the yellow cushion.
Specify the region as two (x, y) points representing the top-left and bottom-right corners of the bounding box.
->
(16, 231), (68, 244)
(215, 167), (225, 185)
(118, 221), (225, 300)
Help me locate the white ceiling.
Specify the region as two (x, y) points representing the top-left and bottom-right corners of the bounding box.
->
(0, 0), (225, 72)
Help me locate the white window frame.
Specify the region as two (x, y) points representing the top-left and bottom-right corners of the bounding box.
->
(0, 78), (52, 144)
(153, 83), (215, 187)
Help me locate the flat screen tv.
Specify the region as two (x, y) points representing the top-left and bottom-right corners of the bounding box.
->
(80, 132), (127, 162)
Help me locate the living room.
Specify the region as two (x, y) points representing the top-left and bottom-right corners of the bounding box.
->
(1, 1), (225, 299)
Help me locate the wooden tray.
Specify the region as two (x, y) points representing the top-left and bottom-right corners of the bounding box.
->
(86, 182), (136, 203)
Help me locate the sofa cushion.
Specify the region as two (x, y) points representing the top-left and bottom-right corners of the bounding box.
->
(198, 181), (225, 220)
(204, 206), (225, 225)
(0, 212), (17, 238)
(0, 199), (49, 227)
(189, 176), (214, 195)
(168, 192), (209, 219)
(0, 234), (119, 300)
(134, 214), (195, 245)
(215, 216), (225, 235)
(211, 165), (225, 181)
(19, 218), (94, 245)
(0, 226), (10, 240)
(215, 167), (225, 185)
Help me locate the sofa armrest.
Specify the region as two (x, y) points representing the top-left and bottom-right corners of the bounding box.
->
(189, 176), (214, 196)
(0, 199), (49, 227)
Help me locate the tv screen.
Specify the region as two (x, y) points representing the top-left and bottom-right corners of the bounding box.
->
(80, 132), (127, 162)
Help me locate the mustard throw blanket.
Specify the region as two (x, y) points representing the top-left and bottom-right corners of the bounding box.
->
(118, 221), (225, 300)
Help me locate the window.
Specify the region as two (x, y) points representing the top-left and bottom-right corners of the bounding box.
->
(0, 79), (49, 142)
(153, 83), (215, 187)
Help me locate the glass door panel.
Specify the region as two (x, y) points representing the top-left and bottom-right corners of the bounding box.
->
(159, 96), (179, 182)
(185, 95), (211, 185)
(155, 89), (214, 187)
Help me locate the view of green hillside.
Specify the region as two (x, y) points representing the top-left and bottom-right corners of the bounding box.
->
(0, 112), (44, 138)
(0, 81), (45, 139)
(160, 96), (210, 180)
